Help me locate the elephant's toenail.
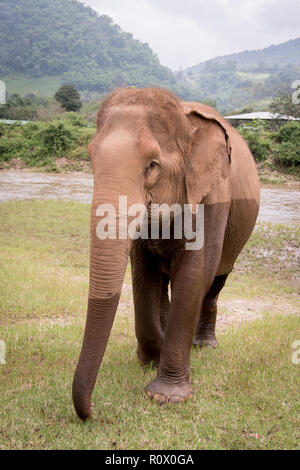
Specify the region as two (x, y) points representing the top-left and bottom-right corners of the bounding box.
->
(154, 394), (162, 401)
(170, 396), (183, 404)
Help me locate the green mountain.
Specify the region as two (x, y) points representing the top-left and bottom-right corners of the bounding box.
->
(0, 0), (182, 97)
(176, 38), (300, 112)
(0, 0), (299, 111)
(184, 38), (300, 75)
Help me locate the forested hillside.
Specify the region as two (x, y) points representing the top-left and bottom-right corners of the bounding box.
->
(185, 38), (300, 74)
(0, 0), (299, 111)
(0, 0), (179, 94)
(177, 38), (300, 112)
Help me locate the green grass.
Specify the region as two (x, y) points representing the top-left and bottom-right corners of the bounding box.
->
(3, 75), (64, 97)
(237, 72), (270, 81)
(0, 200), (299, 449)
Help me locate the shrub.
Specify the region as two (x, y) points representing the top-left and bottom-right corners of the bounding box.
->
(247, 136), (270, 161)
(61, 112), (89, 127)
(34, 101), (64, 121)
(273, 121), (300, 144)
(22, 122), (40, 139)
(272, 122), (300, 167)
(38, 122), (75, 155)
(0, 131), (28, 162)
(0, 122), (6, 137)
(0, 118), (95, 169)
(238, 120), (270, 161)
(272, 142), (300, 167)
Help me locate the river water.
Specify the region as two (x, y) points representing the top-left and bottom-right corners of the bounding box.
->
(0, 170), (299, 227)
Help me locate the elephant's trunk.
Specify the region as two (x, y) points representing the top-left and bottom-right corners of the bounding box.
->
(72, 191), (131, 420)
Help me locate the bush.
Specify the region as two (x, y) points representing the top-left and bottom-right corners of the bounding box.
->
(0, 119), (96, 169)
(38, 122), (75, 155)
(34, 101), (64, 122)
(248, 137), (270, 161)
(272, 122), (300, 167)
(0, 122), (7, 137)
(238, 120), (270, 161)
(0, 105), (37, 120)
(0, 130), (29, 162)
(22, 122), (40, 138)
(272, 142), (300, 167)
(61, 112), (90, 127)
(0, 137), (22, 161)
(273, 121), (300, 144)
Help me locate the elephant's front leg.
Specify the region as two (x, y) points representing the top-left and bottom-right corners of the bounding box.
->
(146, 252), (204, 404)
(131, 243), (164, 367)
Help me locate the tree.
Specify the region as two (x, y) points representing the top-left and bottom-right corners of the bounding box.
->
(54, 84), (82, 112)
(270, 92), (300, 119)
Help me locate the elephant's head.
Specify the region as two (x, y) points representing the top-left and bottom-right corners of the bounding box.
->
(72, 88), (231, 419)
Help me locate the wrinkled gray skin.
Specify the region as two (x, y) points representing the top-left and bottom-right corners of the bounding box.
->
(72, 87), (260, 419)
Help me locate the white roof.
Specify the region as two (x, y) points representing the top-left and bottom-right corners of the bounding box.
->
(0, 119), (29, 125)
(224, 112), (300, 120)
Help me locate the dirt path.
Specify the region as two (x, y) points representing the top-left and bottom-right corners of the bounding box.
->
(119, 283), (297, 332)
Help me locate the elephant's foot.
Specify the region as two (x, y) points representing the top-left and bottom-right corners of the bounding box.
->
(146, 379), (193, 404)
(193, 334), (218, 349)
(137, 346), (161, 368)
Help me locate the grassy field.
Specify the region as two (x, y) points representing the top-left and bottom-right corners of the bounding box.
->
(0, 200), (299, 450)
(237, 71), (270, 81)
(2, 75), (64, 98)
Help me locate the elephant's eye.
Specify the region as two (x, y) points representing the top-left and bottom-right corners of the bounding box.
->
(145, 159), (160, 183)
(149, 160), (159, 170)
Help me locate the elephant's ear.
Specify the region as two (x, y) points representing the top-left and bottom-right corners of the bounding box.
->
(183, 104), (232, 212)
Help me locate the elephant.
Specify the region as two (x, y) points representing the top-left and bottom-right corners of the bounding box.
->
(72, 87), (260, 420)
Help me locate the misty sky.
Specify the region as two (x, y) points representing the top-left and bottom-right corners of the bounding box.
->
(83, 0), (299, 70)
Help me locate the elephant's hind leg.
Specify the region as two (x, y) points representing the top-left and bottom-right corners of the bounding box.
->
(193, 274), (228, 348)
(160, 273), (170, 334)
